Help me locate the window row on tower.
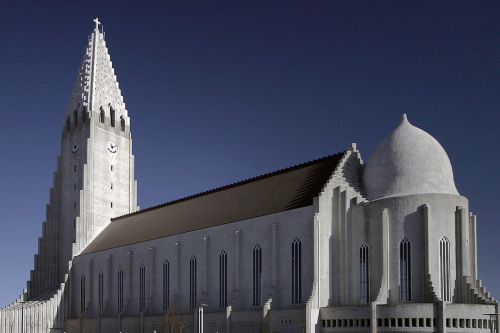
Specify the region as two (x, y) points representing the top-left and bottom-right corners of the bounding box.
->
(65, 105), (126, 132)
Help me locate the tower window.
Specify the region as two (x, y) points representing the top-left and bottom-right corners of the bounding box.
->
(117, 268), (124, 314)
(120, 116), (125, 131)
(74, 165), (77, 172)
(99, 107), (105, 123)
(440, 237), (451, 302)
(253, 244), (262, 306)
(291, 238), (302, 304)
(163, 260), (170, 312)
(190, 256), (197, 309)
(110, 183), (113, 190)
(139, 264), (146, 311)
(111, 165), (113, 171)
(74, 110), (78, 127)
(74, 183), (77, 190)
(110, 106), (115, 127)
(66, 117), (71, 131)
(219, 250), (228, 308)
(82, 107), (87, 123)
(110, 202), (113, 208)
(400, 238), (412, 302)
(360, 243), (369, 303)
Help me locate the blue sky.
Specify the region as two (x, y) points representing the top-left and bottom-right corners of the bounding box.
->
(0, 1), (499, 306)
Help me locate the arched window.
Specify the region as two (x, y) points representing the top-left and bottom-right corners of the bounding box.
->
(110, 106), (115, 127)
(190, 256), (197, 309)
(98, 272), (104, 313)
(440, 237), (451, 302)
(117, 268), (123, 313)
(80, 274), (86, 314)
(291, 238), (302, 304)
(120, 116), (125, 131)
(360, 244), (369, 303)
(253, 244), (262, 306)
(219, 250), (228, 308)
(99, 107), (105, 123)
(139, 264), (146, 311)
(66, 116), (71, 131)
(163, 260), (170, 312)
(73, 110), (78, 127)
(400, 238), (411, 302)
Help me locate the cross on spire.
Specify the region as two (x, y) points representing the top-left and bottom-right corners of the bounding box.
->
(93, 18), (101, 32)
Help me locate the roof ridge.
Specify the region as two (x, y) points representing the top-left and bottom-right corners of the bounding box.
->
(113, 152), (345, 220)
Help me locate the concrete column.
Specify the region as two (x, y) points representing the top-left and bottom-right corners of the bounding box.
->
(370, 302), (377, 333)
(469, 213), (478, 280)
(202, 236), (209, 305)
(271, 223), (278, 300)
(175, 242), (181, 307)
(233, 230), (240, 307)
(148, 247), (155, 311)
(438, 300), (446, 333)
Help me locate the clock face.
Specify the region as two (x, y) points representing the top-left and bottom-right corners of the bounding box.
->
(71, 143), (80, 153)
(107, 141), (118, 154)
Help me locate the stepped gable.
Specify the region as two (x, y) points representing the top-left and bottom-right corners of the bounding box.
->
(82, 152), (344, 254)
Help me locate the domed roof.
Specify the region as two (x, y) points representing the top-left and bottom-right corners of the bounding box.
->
(363, 114), (458, 200)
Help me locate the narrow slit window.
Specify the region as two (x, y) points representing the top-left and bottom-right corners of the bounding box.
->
(253, 244), (262, 306)
(139, 264), (146, 311)
(360, 244), (369, 303)
(190, 256), (197, 309)
(120, 116), (125, 131)
(66, 116), (71, 131)
(440, 237), (451, 302)
(400, 238), (412, 302)
(117, 268), (123, 313)
(74, 110), (78, 127)
(110, 106), (115, 127)
(98, 272), (104, 313)
(80, 274), (86, 313)
(219, 250), (228, 308)
(163, 260), (170, 312)
(99, 107), (105, 123)
(291, 238), (302, 304)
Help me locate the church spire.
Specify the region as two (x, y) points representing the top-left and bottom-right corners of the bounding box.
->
(66, 19), (128, 121)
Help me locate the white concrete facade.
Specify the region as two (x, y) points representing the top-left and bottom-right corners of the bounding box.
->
(1, 21), (498, 333)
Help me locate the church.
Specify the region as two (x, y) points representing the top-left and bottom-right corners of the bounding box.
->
(0, 20), (498, 333)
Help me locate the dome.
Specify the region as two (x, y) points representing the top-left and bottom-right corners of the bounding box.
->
(363, 114), (458, 200)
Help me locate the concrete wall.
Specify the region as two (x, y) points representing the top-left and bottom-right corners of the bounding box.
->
(70, 205), (314, 319)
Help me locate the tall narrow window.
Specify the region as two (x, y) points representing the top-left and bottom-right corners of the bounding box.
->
(253, 244), (262, 306)
(80, 274), (86, 313)
(110, 106), (115, 127)
(73, 110), (78, 127)
(99, 107), (105, 123)
(98, 272), (104, 313)
(66, 117), (71, 131)
(81, 107), (87, 123)
(400, 238), (411, 302)
(219, 250), (228, 308)
(190, 256), (197, 309)
(360, 244), (369, 303)
(139, 264), (146, 311)
(163, 260), (170, 312)
(292, 238), (302, 304)
(440, 237), (451, 302)
(120, 116), (125, 131)
(117, 268), (123, 313)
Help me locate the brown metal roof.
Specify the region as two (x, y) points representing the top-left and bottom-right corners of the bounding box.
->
(81, 152), (344, 255)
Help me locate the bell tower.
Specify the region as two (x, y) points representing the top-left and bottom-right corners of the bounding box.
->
(61, 18), (138, 262)
(28, 19), (138, 297)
